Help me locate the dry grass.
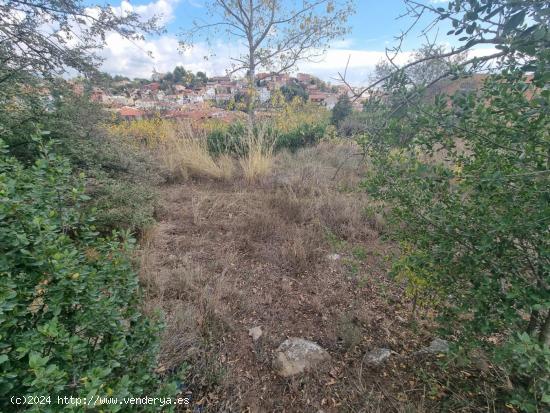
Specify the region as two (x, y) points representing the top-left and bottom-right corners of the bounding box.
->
(157, 122), (235, 181)
(137, 140), (465, 412)
(271, 140), (366, 195)
(239, 124), (276, 183)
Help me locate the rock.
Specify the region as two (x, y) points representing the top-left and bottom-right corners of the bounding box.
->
(248, 326), (263, 341)
(364, 348), (392, 366)
(418, 338), (449, 355)
(395, 315), (407, 323)
(273, 338), (330, 377)
(327, 253), (341, 261)
(470, 348), (490, 372)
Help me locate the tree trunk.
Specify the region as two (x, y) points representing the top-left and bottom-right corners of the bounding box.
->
(247, 56), (256, 131)
(246, 0), (256, 132)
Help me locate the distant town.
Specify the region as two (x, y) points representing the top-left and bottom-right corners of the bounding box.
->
(69, 68), (369, 122)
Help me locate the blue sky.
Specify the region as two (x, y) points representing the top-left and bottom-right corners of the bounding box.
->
(97, 0), (492, 84)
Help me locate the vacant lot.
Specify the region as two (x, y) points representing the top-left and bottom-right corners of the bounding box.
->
(138, 142), (454, 412)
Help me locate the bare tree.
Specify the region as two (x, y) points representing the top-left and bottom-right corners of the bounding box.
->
(183, 0), (354, 123)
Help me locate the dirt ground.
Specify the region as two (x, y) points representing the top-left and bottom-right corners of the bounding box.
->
(138, 143), (450, 412)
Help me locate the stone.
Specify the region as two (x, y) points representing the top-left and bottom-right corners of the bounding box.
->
(364, 348), (392, 366)
(418, 338), (450, 355)
(327, 253), (341, 261)
(248, 326), (263, 341)
(273, 338), (330, 377)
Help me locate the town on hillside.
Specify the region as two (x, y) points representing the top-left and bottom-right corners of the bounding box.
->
(69, 68), (369, 122)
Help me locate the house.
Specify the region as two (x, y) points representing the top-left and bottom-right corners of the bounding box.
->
(70, 82), (84, 96)
(215, 93), (232, 103)
(118, 106), (144, 120)
(258, 87), (271, 103)
(106, 95), (132, 106)
(199, 86), (216, 100)
(256, 72), (271, 81)
(90, 87), (105, 103)
(324, 94), (339, 110)
(309, 92), (328, 105)
(142, 82), (160, 92)
(297, 73), (313, 83)
(174, 85), (187, 93)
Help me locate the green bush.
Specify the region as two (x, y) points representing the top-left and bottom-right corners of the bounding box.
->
(330, 95), (352, 126)
(0, 140), (175, 411)
(363, 67), (549, 411)
(88, 179), (157, 237)
(207, 123), (247, 156)
(275, 123), (326, 153)
(2, 78), (162, 237)
(338, 111), (370, 137)
(498, 334), (550, 412)
(207, 121), (326, 156)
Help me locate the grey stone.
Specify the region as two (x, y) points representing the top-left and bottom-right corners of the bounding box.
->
(327, 253), (341, 261)
(418, 338), (450, 354)
(273, 338), (330, 377)
(364, 348), (392, 366)
(248, 326), (263, 341)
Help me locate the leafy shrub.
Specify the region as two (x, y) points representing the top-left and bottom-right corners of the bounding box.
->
(88, 179), (157, 236)
(330, 95), (352, 126)
(1, 79), (162, 238)
(208, 120), (326, 156)
(338, 111), (370, 137)
(497, 334), (550, 412)
(207, 122), (247, 156)
(75, 132), (163, 236)
(0, 141), (174, 411)
(363, 67), (549, 410)
(107, 117), (171, 148)
(275, 123), (326, 153)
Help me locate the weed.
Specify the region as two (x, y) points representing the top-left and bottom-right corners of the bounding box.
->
(325, 228), (348, 251)
(239, 125), (276, 183)
(352, 245), (368, 261)
(337, 315), (363, 351)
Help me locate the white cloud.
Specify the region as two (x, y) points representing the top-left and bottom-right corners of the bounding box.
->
(97, 0), (501, 86)
(298, 48), (412, 85)
(97, 1), (408, 84)
(99, 34), (245, 79)
(112, 0), (180, 25)
(99, 33), (394, 83)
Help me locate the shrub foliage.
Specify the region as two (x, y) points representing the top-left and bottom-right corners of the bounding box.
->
(0, 141), (172, 411)
(363, 62), (549, 412)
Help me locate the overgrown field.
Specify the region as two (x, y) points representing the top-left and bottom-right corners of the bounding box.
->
(104, 114), (537, 412)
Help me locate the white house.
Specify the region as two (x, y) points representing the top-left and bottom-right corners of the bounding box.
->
(258, 87), (271, 103)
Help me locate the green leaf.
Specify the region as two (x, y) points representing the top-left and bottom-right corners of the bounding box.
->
(503, 11), (526, 33)
(29, 352), (49, 369)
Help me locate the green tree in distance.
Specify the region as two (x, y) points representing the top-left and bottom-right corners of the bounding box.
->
(331, 94), (352, 126)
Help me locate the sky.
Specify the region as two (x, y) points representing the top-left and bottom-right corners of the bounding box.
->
(96, 0), (495, 85)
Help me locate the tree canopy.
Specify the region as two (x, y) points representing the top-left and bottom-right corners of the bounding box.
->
(0, 0), (160, 82)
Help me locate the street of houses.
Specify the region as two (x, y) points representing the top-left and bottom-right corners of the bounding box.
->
(71, 72), (366, 122)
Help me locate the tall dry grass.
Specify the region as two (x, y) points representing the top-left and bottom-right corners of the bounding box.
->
(158, 122), (235, 181)
(239, 124), (276, 183)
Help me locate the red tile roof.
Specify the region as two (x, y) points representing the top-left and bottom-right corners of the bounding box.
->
(119, 106), (144, 117)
